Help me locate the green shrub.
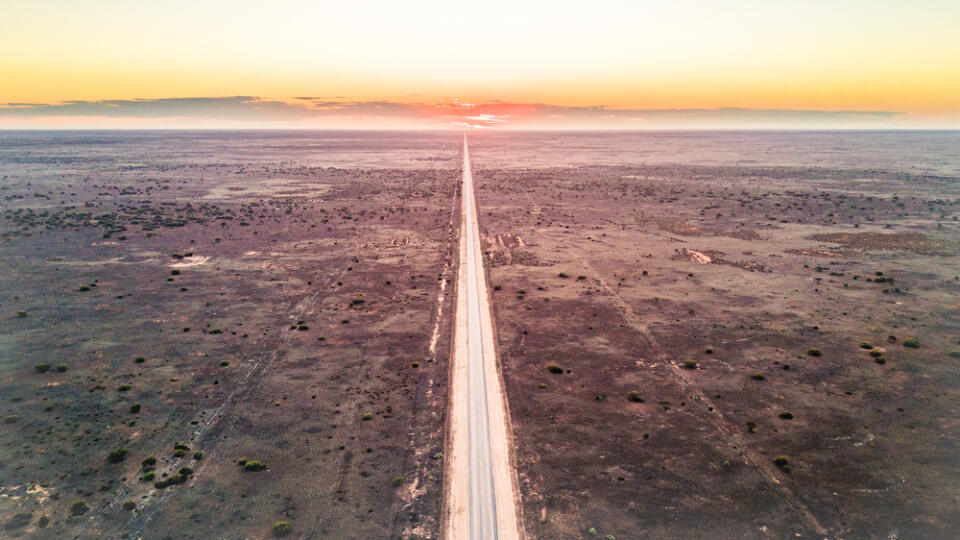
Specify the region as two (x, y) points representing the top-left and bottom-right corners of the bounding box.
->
(34, 363), (51, 373)
(4, 415), (20, 424)
(746, 421), (757, 433)
(142, 456), (157, 467)
(547, 365), (563, 374)
(361, 412), (373, 421)
(773, 456), (790, 470)
(16, 310), (28, 318)
(627, 391), (643, 403)
(179, 466), (193, 476)
(411, 361), (420, 368)
(903, 337), (919, 348)
(141, 471), (155, 482)
(243, 461), (267, 472)
(70, 500), (89, 516)
(683, 359), (697, 369)
(193, 451), (203, 460)
(122, 500), (136, 511)
(220, 360), (230, 366)
(173, 449), (186, 458)
(107, 447), (128, 463)
(391, 476), (404, 486)
(272, 521), (293, 537)
(869, 350), (883, 358)
(558, 272), (569, 278)
(129, 403), (141, 414)
(949, 350), (960, 359)
(208, 328), (222, 334)
(55, 364), (68, 372)
(118, 384), (131, 392)
(751, 373), (765, 380)
(807, 348), (821, 357)
(875, 357), (886, 364)
(78, 286), (91, 292)
(174, 442), (190, 451)
(154, 474), (187, 489)
(778, 411), (793, 420)
(859, 342), (873, 349)
(135, 357), (145, 363)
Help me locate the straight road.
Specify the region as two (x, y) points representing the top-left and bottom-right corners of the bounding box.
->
(446, 135), (520, 540)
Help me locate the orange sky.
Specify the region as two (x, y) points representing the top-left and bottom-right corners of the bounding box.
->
(2, 0), (959, 128)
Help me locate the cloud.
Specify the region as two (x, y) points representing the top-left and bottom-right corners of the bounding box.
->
(0, 96), (308, 120)
(462, 114), (509, 124)
(0, 97), (904, 129)
(510, 105), (899, 126)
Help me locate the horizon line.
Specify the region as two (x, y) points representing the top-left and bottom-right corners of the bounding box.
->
(3, 127), (960, 132)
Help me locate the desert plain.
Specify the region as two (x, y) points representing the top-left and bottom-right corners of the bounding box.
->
(1, 130), (959, 539)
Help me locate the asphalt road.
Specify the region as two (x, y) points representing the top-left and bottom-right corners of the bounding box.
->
(447, 135), (520, 540)
(463, 134), (498, 539)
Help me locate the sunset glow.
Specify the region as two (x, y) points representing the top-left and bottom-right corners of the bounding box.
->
(2, 0), (959, 128)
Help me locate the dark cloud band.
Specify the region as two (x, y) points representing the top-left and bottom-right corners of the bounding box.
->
(0, 97), (901, 127)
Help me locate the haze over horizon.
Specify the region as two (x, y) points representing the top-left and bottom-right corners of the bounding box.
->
(2, 0), (959, 129)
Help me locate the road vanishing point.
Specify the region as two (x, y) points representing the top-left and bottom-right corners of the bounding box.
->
(445, 135), (521, 540)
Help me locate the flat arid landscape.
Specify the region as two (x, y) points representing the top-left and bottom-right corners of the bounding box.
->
(0, 132), (462, 538)
(1, 130), (959, 539)
(5, 0), (960, 537)
(468, 131), (960, 539)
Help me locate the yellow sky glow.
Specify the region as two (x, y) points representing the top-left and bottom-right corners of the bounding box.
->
(2, 0), (958, 128)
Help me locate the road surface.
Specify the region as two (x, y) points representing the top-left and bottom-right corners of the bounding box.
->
(446, 135), (520, 540)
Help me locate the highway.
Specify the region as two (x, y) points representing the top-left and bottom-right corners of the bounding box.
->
(446, 135), (520, 540)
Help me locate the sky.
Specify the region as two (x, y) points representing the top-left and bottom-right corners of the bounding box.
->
(1, 0), (959, 129)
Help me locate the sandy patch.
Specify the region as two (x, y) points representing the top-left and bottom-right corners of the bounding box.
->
(202, 179), (331, 200)
(169, 255), (210, 267)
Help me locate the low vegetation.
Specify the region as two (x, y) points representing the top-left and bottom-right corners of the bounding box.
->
(240, 459), (267, 472)
(272, 521), (293, 537)
(154, 474), (188, 489)
(70, 500), (90, 516)
(107, 447), (129, 463)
